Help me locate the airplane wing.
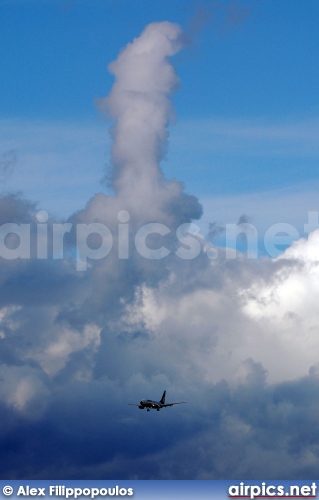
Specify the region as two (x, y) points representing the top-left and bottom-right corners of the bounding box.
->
(161, 402), (187, 407)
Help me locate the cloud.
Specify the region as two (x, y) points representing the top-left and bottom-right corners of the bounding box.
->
(184, 0), (252, 44)
(96, 21), (201, 225)
(1, 21), (319, 480)
(0, 119), (109, 218)
(170, 117), (319, 159)
(0, 149), (17, 185)
(199, 183), (319, 257)
(207, 221), (225, 242)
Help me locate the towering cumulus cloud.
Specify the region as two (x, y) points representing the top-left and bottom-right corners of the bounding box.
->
(76, 22), (201, 227)
(103, 22), (201, 226)
(1, 22), (319, 479)
(106, 23), (183, 203)
(68, 21), (202, 329)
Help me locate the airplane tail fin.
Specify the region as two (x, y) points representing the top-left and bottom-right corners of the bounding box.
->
(160, 390), (166, 404)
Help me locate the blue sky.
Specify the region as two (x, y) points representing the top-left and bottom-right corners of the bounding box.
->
(1, 0), (319, 227)
(1, 0), (319, 121)
(2, 0), (319, 481)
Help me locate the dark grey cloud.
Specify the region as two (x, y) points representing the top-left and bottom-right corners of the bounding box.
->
(0, 21), (318, 480)
(2, 369), (319, 479)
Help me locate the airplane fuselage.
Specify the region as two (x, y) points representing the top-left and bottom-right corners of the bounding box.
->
(128, 390), (186, 411)
(139, 399), (162, 410)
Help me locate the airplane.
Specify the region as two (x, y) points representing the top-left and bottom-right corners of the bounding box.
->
(128, 390), (186, 411)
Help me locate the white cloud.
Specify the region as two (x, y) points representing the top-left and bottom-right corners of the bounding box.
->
(0, 364), (49, 411)
(1, 20), (319, 479)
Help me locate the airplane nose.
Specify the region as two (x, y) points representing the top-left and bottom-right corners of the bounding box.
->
(140, 401), (143, 405)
